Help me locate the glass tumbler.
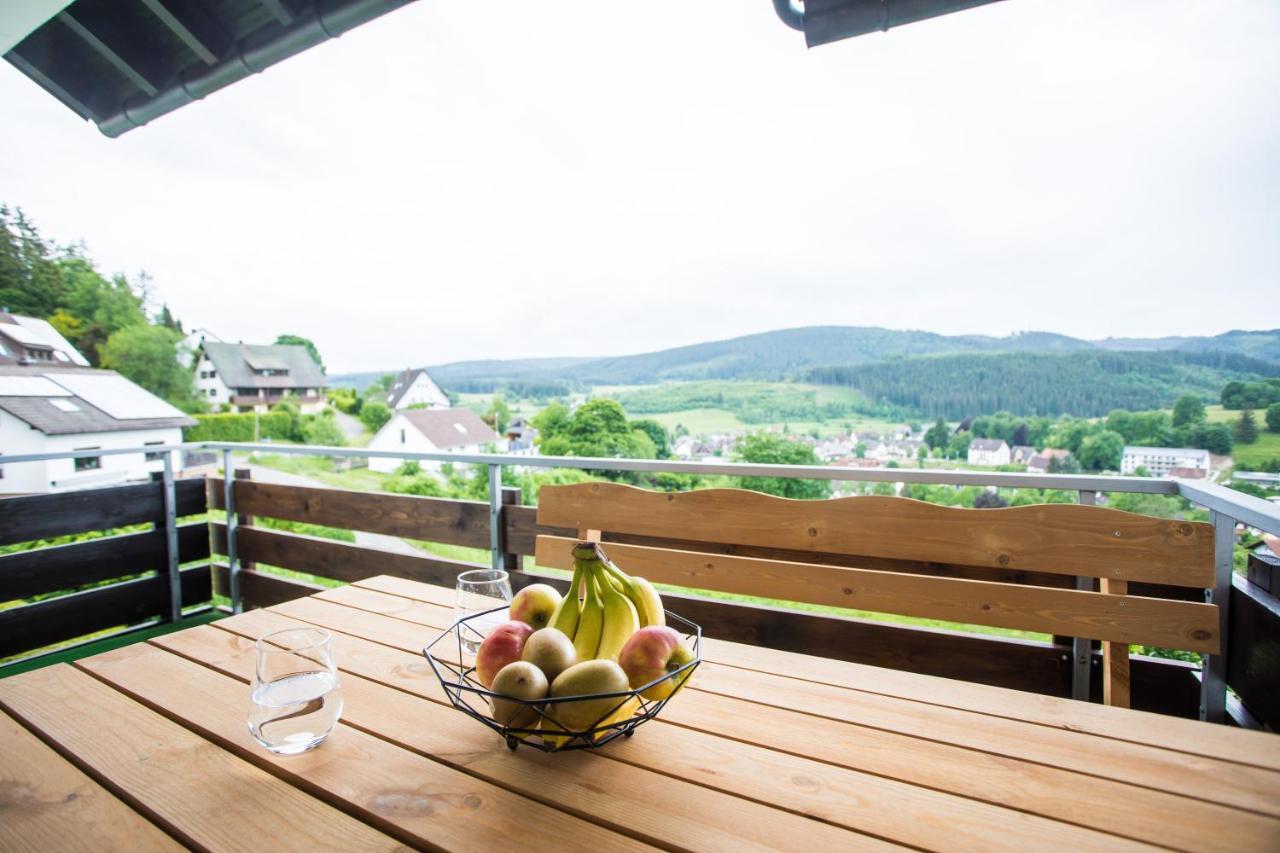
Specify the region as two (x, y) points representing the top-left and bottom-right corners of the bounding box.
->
(455, 568), (512, 655)
(248, 628), (343, 755)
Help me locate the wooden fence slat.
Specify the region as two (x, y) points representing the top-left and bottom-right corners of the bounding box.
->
(209, 522), (481, 587)
(536, 483), (1215, 587)
(1227, 575), (1280, 731)
(0, 711), (181, 852)
(0, 664), (400, 852)
(208, 478), (491, 548)
(0, 523), (209, 601)
(211, 564), (319, 610)
(0, 567), (211, 659)
(536, 535), (1220, 653)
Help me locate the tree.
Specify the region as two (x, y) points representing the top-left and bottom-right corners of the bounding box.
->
(1172, 395), (1206, 428)
(0, 205), (67, 317)
(1076, 430), (1125, 472)
(1048, 453), (1082, 474)
(566, 399), (634, 457)
(946, 430), (971, 460)
(1236, 410), (1259, 444)
(630, 419), (671, 459)
(924, 417), (949, 450)
(302, 412), (346, 446)
(483, 395), (511, 434)
(916, 445), (927, 468)
(99, 324), (198, 409)
(1189, 422), (1233, 455)
(1011, 423), (1029, 447)
(360, 400), (392, 433)
(973, 490), (1009, 509)
(531, 401), (571, 447)
(274, 334), (324, 373)
(1266, 403), (1280, 434)
(734, 432), (831, 499)
(855, 441), (867, 459)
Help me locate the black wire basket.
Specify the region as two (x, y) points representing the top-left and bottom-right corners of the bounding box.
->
(423, 605), (701, 751)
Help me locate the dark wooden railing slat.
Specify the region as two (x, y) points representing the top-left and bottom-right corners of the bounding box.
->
(1227, 575), (1280, 730)
(0, 523), (209, 601)
(0, 567), (211, 659)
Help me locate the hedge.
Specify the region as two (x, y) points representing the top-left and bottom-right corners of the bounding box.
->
(184, 412), (294, 442)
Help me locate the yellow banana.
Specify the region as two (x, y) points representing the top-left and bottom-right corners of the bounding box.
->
(539, 714), (572, 751)
(595, 576), (640, 661)
(549, 562), (582, 637)
(591, 696), (641, 743)
(572, 569), (604, 661)
(602, 557), (665, 628)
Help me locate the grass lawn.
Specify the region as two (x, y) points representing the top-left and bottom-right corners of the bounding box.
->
(249, 453), (392, 492)
(1233, 431), (1280, 468)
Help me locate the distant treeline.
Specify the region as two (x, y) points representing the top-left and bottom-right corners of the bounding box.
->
(611, 381), (901, 424)
(442, 379), (574, 400)
(1221, 379), (1280, 410)
(807, 351), (1280, 419)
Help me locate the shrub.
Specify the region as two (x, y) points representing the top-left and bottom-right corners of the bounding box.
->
(360, 401), (392, 433)
(301, 413), (346, 447)
(184, 412), (293, 442)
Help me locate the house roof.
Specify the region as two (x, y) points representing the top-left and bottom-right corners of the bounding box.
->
(0, 313), (90, 365)
(398, 408), (499, 450)
(0, 366), (194, 435)
(2, 0), (417, 138)
(969, 438), (1008, 452)
(201, 342), (326, 390)
(385, 368), (442, 409)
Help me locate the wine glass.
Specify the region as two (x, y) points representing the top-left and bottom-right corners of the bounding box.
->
(455, 568), (512, 655)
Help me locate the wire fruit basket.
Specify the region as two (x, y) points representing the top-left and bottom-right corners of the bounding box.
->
(424, 605), (701, 751)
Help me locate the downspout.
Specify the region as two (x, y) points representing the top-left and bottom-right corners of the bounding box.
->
(772, 0), (805, 31)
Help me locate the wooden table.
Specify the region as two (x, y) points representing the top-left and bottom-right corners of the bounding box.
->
(3, 575), (1278, 852)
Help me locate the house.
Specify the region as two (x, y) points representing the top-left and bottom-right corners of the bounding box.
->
(1027, 447), (1072, 474)
(1121, 446), (1211, 478)
(384, 368), (450, 410)
(367, 408), (505, 473)
(0, 313), (89, 366)
(1010, 445), (1037, 464)
(1166, 466), (1207, 480)
(0, 365), (195, 494)
(967, 438), (1011, 467)
(195, 342), (327, 413)
(506, 418), (539, 453)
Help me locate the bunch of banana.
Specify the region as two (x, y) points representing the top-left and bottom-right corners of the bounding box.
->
(547, 541), (665, 662)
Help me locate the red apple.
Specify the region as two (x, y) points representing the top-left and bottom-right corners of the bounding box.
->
(617, 626), (696, 700)
(509, 583), (562, 630)
(475, 620), (533, 688)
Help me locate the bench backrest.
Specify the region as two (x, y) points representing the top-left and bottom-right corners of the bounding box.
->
(533, 482), (1220, 706)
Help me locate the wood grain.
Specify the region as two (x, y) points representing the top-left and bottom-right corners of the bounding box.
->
(0, 711), (180, 852)
(219, 601), (1276, 850)
(282, 584), (1280, 819)
(536, 483), (1214, 586)
(0, 664), (400, 852)
(353, 575), (1279, 770)
(210, 478), (492, 548)
(0, 479), (204, 547)
(156, 624), (899, 853)
(1102, 577), (1132, 708)
(537, 535), (1220, 652)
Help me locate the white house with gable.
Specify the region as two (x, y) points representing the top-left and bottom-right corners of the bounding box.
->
(967, 438), (1011, 467)
(0, 366), (195, 494)
(384, 368), (450, 410)
(367, 408), (505, 473)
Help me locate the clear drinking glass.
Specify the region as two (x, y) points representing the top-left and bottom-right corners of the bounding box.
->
(456, 568), (512, 654)
(248, 628), (343, 755)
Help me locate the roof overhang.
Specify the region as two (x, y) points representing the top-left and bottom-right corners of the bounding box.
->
(773, 0), (1007, 47)
(3, 0), (417, 137)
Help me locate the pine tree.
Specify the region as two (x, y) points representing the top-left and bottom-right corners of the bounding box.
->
(1235, 410), (1259, 445)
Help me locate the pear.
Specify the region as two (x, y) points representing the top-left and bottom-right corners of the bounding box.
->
(489, 661), (548, 729)
(547, 659), (631, 734)
(521, 627), (577, 682)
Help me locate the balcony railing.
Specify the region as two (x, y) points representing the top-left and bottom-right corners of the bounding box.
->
(2, 441), (1278, 729)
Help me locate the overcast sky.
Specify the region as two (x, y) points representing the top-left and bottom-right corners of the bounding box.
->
(2, 0), (1278, 373)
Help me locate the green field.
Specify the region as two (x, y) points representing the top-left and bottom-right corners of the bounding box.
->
(1204, 406), (1280, 467)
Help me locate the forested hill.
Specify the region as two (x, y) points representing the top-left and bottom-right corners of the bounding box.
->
(807, 351), (1280, 419)
(415, 326), (1280, 389)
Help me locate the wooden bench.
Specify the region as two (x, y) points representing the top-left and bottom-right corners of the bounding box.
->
(533, 482), (1221, 708)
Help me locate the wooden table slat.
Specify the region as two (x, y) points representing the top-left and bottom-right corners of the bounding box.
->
(355, 574), (1280, 771)
(0, 664), (402, 853)
(318, 581), (1280, 817)
(267, 589), (1280, 851)
(75, 643), (654, 853)
(0, 711), (181, 853)
(152, 623), (904, 853)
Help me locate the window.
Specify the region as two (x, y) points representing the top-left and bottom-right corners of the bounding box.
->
(74, 447), (101, 471)
(145, 440), (165, 462)
(400, 429), (406, 444)
(208, 388), (217, 397)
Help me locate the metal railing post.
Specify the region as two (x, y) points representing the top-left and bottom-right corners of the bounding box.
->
(1071, 489), (1097, 701)
(488, 463), (503, 573)
(161, 451), (181, 623)
(1201, 510), (1233, 722)
(222, 449), (242, 614)
(486, 458), (501, 571)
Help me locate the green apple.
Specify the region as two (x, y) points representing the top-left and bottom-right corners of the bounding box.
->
(509, 583), (562, 630)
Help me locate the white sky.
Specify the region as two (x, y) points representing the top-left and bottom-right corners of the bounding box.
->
(2, 0), (1278, 373)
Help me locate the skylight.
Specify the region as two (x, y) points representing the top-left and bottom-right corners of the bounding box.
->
(50, 399), (80, 412)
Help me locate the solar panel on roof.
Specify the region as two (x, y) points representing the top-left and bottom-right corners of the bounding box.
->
(0, 376), (74, 396)
(46, 372), (184, 419)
